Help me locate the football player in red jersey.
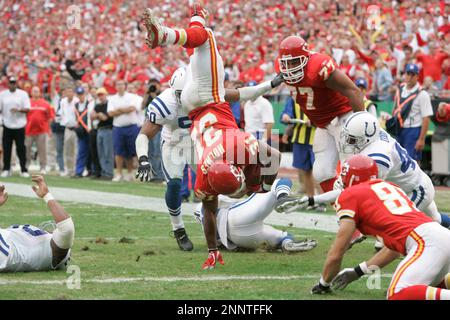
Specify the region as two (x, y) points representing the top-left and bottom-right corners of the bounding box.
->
(311, 155), (450, 300)
(278, 36), (366, 193)
(141, 3), (283, 269)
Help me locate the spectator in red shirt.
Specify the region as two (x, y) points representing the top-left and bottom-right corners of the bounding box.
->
(25, 86), (55, 174)
(415, 42), (449, 89)
(436, 102), (450, 123)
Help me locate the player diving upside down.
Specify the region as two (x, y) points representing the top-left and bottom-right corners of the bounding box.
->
(0, 175), (74, 272)
(194, 178), (317, 252)
(135, 66), (282, 252)
(141, 3), (283, 269)
(310, 155), (450, 300)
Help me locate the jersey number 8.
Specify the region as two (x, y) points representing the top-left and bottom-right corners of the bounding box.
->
(371, 182), (416, 215)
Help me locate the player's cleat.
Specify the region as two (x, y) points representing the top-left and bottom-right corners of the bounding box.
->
(172, 228), (194, 251)
(190, 2), (209, 20)
(275, 195), (310, 213)
(141, 8), (166, 49)
(374, 237), (384, 252)
(281, 238), (317, 252)
(348, 230), (367, 249)
(201, 250), (224, 270)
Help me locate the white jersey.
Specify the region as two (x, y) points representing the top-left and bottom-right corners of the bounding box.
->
(0, 225), (68, 272)
(146, 88), (191, 146)
(353, 130), (423, 193)
(180, 28), (226, 113)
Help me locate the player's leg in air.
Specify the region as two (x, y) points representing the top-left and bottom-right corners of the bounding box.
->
(226, 178), (317, 252)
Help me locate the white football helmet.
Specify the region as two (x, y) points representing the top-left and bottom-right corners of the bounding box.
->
(340, 111), (379, 154)
(169, 67), (186, 105)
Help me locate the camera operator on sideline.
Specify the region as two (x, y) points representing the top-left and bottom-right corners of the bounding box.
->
(141, 79), (164, 182)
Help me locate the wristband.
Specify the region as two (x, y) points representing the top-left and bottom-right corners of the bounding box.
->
(354, 261), (369, 277)
(262, 182), (272, 192)
(43, 193), (55, 204)
(319, 276), (330, 287)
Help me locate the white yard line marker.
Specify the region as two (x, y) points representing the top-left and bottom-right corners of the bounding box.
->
(0, 274), (394, 285)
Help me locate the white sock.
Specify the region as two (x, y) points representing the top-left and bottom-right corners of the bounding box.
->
(170, 214), (184, 230)
(439, 289), (450, 300)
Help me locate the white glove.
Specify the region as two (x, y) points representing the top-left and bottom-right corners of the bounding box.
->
(332, 268), (361, 290)
(333, 176), (344, 191)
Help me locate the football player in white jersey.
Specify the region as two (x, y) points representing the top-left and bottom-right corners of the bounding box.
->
(276, 112), (450, 229)
(0, 175), (74, 272)
(135, 67), (282, 251)
(193, 178), (317, 252)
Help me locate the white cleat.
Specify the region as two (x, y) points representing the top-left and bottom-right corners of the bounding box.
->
(275, 195), (309, 213)
(141, 8), (165, 49)
(281, 239), (317, 252)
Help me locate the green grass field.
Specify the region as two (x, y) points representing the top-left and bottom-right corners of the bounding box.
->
(1, 175), (449, 300)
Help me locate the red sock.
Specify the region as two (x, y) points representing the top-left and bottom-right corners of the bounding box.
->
(319, 177), (337, 193)
(183, 26), (208, 48)
(389, 286), (442, 300)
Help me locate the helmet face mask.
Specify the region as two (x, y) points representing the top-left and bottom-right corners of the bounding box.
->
(169, 67), (186, 105)
(278, 54), (308, 84)
(278, 36), (310, 85)
(340, 112), (379, 154)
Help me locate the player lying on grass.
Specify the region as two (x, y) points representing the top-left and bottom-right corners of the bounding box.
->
(141, 3), (283, 269)
(0, 175), (74, 272)
(311, 155), (450, 300)
(193, 177), (317, 253)
(277, 111), (450, 229)
(136, 66), (282, 252)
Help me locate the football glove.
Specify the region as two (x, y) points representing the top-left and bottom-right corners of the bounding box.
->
(202, 250), (224, 270)
(135, 156), (155, 182)
(311, 282), (331, 295)
(270, 73), (284, 88)
(332, 268), (362, 290)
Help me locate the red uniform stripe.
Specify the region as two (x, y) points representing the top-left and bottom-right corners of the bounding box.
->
(208, 31), (220, 103)
(388, 230), (425, 297)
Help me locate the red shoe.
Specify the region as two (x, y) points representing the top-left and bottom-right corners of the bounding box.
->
(141, 8), (165, 49)
(190, 2), (209, 20)
(348, 230), (366, 249)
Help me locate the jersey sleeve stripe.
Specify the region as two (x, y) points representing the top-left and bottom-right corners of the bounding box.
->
(155, 97), (171, 116)
(150, 101), (166, 118)
(0, 232), (9, 248)
(374, 159), (390, 169)
(337, 209), (355, 220)
(368, 153), (391, 161)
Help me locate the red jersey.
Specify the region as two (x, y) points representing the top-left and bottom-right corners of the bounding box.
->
(189, 103), (261, 198)
(288, 52), (352, 128)
(26, 99), (55, 136)
(336, 180), (433, 255)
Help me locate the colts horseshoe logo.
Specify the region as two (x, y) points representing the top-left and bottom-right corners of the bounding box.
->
(364, 122), (376, 137)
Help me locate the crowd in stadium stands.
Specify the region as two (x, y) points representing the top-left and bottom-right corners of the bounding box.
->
(0, 0), (449, 183)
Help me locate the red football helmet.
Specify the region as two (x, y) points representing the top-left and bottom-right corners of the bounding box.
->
(278, 36), (311, 84)
(341, 154), (378, 188)
(207, 160), (246, 195)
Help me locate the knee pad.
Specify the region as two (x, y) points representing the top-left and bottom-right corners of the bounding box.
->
(166, 179), (182, 215)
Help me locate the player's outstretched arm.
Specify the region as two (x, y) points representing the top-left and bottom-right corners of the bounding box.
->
(325, 69), (365, 112)
(201, 196), (224, 269)
(135, 121), (161, 182)
(224, 73), (284, 103)
(332, 246), (400, 290)
(312, 219), (355, 294)
(31, 175), (74, 263)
